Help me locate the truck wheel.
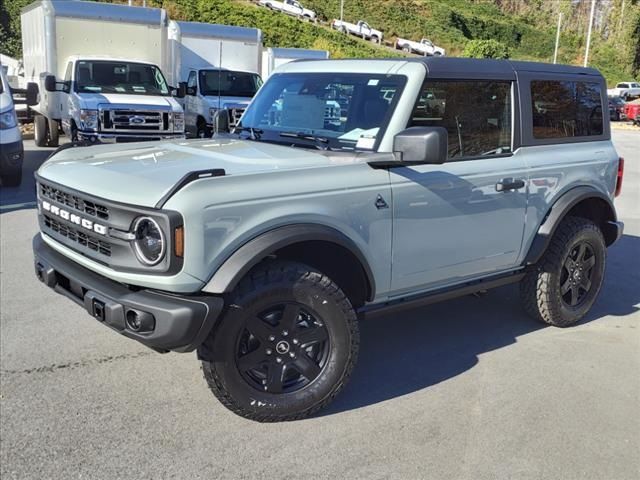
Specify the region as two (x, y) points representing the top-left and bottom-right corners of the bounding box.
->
(340, 26), (347, 34)
(0, 169), (22, 188)
(199, 261), (359, 422)
(34, 115), (49, 147)
(520, 217), (606, 327)
(402, 45), (411, 53)
(47, 119), (60, 147)
(370, 36), (380, 44)
(196, 119), (211, 139)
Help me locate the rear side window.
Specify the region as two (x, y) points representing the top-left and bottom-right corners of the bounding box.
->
(410, 80), (512, 159)
(531, 80), (603, 139)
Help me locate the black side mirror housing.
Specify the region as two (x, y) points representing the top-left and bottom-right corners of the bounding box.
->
(25, 82), (39, 105)
(173, 83), (186, 98)
(212, 109), (231, 135)
(44, 75), (57, 92)
(392, 126), (448, 165)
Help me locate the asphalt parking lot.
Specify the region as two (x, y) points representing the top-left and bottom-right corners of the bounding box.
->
(1, 132), (639, 479)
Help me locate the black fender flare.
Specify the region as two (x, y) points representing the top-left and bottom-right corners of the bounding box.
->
(524, 186), (618, 265)
(202, 224), (376, 301)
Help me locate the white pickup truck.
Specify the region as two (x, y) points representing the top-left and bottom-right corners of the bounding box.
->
(258, 0), (316, 21)
(332, 19), (383, 43)
(607, 81), (640, 99)
(396, 37), (445, 56)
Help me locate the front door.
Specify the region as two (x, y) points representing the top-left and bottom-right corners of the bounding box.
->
(390, 79), (528, 295)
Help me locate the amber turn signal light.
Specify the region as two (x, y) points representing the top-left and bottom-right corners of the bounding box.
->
(174, 226), (184, 258)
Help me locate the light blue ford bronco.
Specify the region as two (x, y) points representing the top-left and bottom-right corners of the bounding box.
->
(33, 58), (624, 421)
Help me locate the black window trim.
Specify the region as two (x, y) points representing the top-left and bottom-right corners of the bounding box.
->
(406, 77), (519, 163)
(518, 71), (609, 147)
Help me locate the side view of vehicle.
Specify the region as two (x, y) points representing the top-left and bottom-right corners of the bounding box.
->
(608, 96), (627, 121)
(33, 57), (624, 422)
(332, 19), (383, 43)
(21, 0), (185, 147)
(259, 0), (316, 21)
(396, 37), (446, 56)
(624, 99), (640, 125)
(607, 81), (640, 99)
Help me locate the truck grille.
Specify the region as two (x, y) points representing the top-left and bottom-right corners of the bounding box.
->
(39, 183), (110, 220)
(100, 108), (170, 132)
(44, 214), (112, 257)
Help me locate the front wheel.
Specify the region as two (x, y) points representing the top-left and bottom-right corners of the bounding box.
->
(199, 261), (359, 422)
(520, 217), (606, 327)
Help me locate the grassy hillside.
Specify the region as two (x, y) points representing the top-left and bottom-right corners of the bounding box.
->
(2, 0), (638, 85)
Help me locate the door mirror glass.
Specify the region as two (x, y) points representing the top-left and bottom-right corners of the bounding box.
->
(44, 75), (57, 92)
(25, 82), (39, 105)
(393, 126), (448, 164)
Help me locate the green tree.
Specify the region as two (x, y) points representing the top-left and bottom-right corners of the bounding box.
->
(462, 39), (511, 59)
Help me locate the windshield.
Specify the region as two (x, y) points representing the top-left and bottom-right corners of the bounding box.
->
(75, 60), (170, 96)
(199, 70), (262, 98)
(239, 72), (406, 151)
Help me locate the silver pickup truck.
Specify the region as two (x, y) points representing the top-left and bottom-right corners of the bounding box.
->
(33, 57), (624, 422)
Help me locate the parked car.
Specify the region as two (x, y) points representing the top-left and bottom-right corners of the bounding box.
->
(623, 99), (640, 125)
(608, 96), (626, 121)
(332, 19), (383, 43)
(21, 0), (185, 147)
(258, 0), (316, 21)
(607, 81), (640, 99)
(33, 58), (624, 422)
(396, 37), (445, 56)
(0, 67), (38, 186)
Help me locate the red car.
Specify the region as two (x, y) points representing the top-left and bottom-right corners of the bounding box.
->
(624, 100), (640, 125)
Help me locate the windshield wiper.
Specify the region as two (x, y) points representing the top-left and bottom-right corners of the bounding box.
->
(235, 125), (263, 140)
(279, 131), (332, 151)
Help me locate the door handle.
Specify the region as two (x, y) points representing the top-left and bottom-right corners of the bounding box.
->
(496, 178), (525, 192)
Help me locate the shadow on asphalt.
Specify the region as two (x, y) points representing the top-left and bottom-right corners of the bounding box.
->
(0, 145), (52, 213)
(321, 234), (640, 416)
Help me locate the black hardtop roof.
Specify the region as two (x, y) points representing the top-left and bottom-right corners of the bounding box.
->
(413, 56), (602, 78)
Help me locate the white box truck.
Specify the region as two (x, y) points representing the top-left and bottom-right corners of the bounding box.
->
(168, 21), (263, 137)
(21, 0), (185, 147)
(261, 47), (329, 80)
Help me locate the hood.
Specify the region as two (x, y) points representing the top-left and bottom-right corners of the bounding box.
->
(76, 93), (180, 111)
(37, 138), (350, 208)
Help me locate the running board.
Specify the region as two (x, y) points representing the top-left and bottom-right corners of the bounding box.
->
(358, 271), (525, 319)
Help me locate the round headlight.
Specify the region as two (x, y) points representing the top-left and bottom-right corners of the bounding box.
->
(132, 217), (165, 266)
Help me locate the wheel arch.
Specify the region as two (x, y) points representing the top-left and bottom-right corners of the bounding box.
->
(525, 186), (619, 265)
(202, 224), (376, 307)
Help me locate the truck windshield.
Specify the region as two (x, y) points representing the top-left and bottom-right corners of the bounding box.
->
(74, 60), (170, 96)
(199, 70), (262, 98)
(239, 72), (407, 151)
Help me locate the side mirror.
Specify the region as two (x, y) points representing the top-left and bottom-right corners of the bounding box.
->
(212, 109), (230, 135)
(392, 126), (448, 165)
(186, 85), (197, 96)
(173, 82), (186, 98)
(26, 82), (39, 105)
(44, 75), (57, 92)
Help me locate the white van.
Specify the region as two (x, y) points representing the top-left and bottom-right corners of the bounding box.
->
(1, 68), (26, 186)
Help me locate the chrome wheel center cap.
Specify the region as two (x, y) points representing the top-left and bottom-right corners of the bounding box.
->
(275, 340), (290, 355)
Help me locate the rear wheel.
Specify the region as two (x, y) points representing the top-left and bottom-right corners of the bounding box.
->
(199, 261), (359, 422)
(196, 118), (210, 139)
(402, 45), (411, 53)
(520, 217), (606, 327)
(48, 118), (59, 147)
(34, 115), (48, 147)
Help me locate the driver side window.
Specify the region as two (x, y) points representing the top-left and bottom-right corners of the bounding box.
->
(410, 80), (512, 159)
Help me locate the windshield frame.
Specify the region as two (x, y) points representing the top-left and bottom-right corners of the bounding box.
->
(238, 72), (408, 152)
(73, 60), (171, 97)
(198, 69), (262, 98)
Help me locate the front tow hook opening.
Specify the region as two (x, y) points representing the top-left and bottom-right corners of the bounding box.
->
(92, 299), (106, 321)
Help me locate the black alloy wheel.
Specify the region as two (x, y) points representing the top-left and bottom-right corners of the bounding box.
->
(560, 241), (596, 308)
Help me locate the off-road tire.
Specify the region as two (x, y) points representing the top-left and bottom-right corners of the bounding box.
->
(47, 118), (60, 147)
(520, 216), (606, 327)
(199, 261), (359, 422)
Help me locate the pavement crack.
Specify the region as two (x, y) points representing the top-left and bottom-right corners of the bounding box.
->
(0, 351), (155, 376)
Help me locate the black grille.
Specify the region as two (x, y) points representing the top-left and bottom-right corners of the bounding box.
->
(44, 215), (112, 257)
(39, 183), (109, 220)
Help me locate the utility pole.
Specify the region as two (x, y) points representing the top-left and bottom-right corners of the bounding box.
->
(553, 12), (562, 64)
(584, 0), (596, 67)
(619, 0), (626, 30)
(340, 0), (344, 23)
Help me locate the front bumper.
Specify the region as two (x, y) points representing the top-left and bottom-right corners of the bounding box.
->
(33, 234), (223, 353)
(77, 130), (185, 144)
(0, 140), (24, 173)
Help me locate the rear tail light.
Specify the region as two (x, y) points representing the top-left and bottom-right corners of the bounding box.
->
(615, 157), (624, 197)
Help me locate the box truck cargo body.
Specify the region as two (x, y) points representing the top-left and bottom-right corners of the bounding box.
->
(261, 47), (329, 80)
(21, 0), (184, 147)
(168, 21), (263, 137)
